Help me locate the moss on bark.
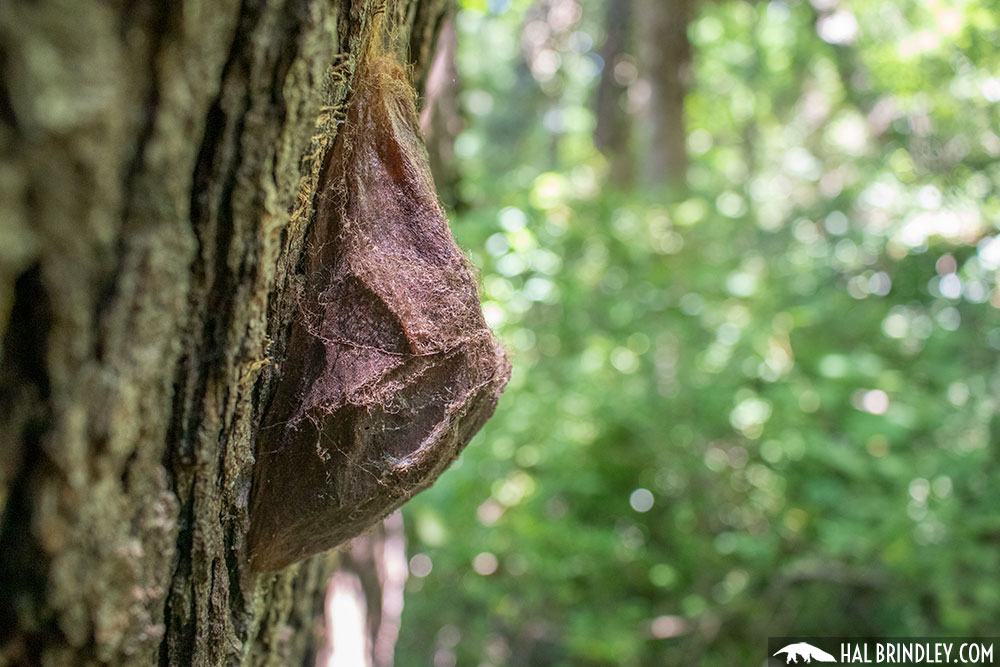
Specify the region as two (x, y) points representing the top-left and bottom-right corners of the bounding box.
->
(0, 0), (447, 664)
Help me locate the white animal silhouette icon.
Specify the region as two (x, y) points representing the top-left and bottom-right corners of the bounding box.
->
(773, 642), (837, 663)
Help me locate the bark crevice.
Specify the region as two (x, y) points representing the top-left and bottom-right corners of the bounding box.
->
(0, 0), (448, 665)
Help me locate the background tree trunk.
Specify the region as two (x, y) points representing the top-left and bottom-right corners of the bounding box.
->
(594, 0), (635, 188)
(420, 12), (462, 211)
(0, 0), (446, 664)
(317, 513), (407, 667)
(636, 0), (693, 187)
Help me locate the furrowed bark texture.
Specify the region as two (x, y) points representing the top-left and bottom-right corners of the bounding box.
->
(0, 0), (447, 665)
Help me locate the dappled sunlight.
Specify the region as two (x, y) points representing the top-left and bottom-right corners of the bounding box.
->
(398, 0), (1000, 664)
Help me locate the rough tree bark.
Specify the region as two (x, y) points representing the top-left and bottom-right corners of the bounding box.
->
(0, 0), (447, 665)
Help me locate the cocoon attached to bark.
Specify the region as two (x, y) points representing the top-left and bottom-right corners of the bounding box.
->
(247, 55), (510, 572)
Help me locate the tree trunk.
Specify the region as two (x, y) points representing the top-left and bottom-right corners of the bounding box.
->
(636, 0), (693, 187)
(317, 513), (407, 667)
(594, 0), (635, 189)
(0, 0), (446, 665)
(419, 12), (462, 211)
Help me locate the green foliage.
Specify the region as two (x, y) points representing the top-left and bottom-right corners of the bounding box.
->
(399, 1), (1000, 665)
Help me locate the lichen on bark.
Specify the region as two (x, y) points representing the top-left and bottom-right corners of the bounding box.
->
(0, 0), (449, 664)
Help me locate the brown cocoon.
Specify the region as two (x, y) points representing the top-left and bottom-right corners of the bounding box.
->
(247, 55), (510, 572)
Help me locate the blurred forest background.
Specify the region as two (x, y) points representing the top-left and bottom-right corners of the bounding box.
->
(395, 0), (1000, 664)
